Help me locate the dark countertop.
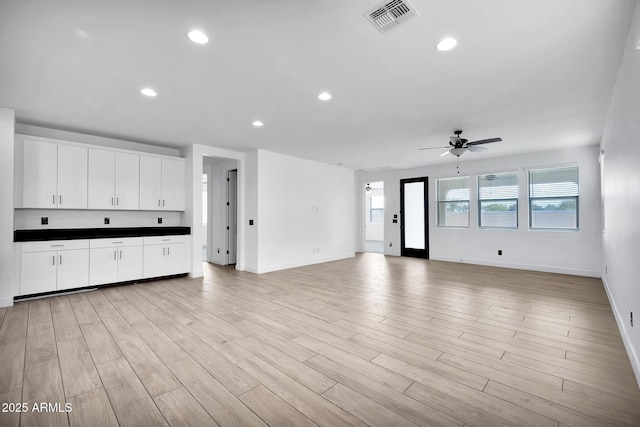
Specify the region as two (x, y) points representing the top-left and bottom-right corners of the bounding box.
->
(14, 226), (191, 242)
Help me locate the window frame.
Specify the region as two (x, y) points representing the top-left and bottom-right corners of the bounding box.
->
(436, 176), (470, 228)
(477, 171), (519, 229)
(528, 165), (579, 231)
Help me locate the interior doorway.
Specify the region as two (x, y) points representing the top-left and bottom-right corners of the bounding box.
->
(203, 157), (239, 266)
(364, 181), (384, 253)
(400, 177), (429, 258)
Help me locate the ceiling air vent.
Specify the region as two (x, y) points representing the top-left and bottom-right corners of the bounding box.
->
(365, 0), (419, 34)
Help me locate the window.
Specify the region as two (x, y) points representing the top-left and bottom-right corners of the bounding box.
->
(528, 166), (579, 229)
(369, 195), (384, 224)
(437, 176), (469, 227)
(478, 171), (518, 228)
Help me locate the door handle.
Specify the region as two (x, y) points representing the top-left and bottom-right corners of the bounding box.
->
(116, 197), (119, 206)
(114, 250), (117, 260)
(167, 247), (170, 256)
(111, 197), (114, 206)
(119, 250), (122, 259)
(59, 195), (62, 205)
(163, 247), (165, 256)
(52, 195), (56, 205)
(52, 255), (55, 265)
(59, 255), (62, 265)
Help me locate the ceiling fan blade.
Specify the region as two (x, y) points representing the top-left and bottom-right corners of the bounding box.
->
(418, 146), (449, 151)
(466, 137), (502, 146)
(439, 150), (451, 157)
(467, 145), (488, 152)
(449, 136), (461, 146)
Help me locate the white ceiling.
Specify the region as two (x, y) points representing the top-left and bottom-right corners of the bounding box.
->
(0, 0), (636, 171)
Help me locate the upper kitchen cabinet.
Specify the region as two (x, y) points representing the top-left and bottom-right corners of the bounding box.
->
(88, 149), (140, 209)
(22, 139), (88, 209)
(140, 156), (185, 211)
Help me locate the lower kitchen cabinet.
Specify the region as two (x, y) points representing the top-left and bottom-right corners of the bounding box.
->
(89, 238), (143, 285)
(20, 240), (90, 295)
(143, 235), (188, 278)
(19, 234), (190, 297)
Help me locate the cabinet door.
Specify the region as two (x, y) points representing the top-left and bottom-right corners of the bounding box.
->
(58, 145), (88, 209)
(165, 242), (188, 275)
(21, 251), (57, 295)
(57, 249), (89, 290)
(89, 247), (118, 286)
(22, 139), (58, 208)
(161, 158), (185, 211)
(139, 156), (162, 210)
(118, 245), (143, 282)
(143, 244), (165, 278)
(88, 149), (115, 209)
(115, 152), (140, 210)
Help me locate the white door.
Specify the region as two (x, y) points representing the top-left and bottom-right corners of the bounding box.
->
(140, 156), (162, 210)
(57, 249), (90, 290)
(115, 152), (139, 209)
(58, 145), (88, 209)
(22, 139), (58, 208)
(89, 247), (118, 286)
(161, 158), (185, 210)
(21, 251), (57, 295)
(118, 245), (143, 281)
(143, 244), (165, 278)
(165, 243), (187, 275)
(88, 149), (115, 209)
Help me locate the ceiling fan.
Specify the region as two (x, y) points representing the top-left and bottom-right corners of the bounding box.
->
(419, 130), (502, 158)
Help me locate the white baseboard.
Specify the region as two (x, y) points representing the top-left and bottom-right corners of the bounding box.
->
(601, 275), (640, 389)
(0, 296), (14, 308)
(429, 256), (601, 278)
(255, 253), (355, 274)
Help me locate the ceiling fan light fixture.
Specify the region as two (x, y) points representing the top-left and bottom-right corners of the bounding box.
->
(436, 37), (457, 51)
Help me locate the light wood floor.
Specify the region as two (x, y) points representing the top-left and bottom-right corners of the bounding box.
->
(1, 253), (639, 426)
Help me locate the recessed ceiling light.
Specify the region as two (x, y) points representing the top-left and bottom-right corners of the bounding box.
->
(140, 88), (157, 97)
(318, 92), (332, 101)
(436, 37), (457, 51)
(252, 120), (264, 127)
(187, 30), (209, 44)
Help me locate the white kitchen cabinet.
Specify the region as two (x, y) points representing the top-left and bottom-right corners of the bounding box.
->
(88, 149), (115, 209)
(140, 156), (185, 211)
(115, 152), (140, 209)
(88, 150), (140, 210)
(143, 235), (188, 278)
(89, 237), (143, 285)
(20, 240), (90, 295)
(161, 158), (186, 211)
(22, 139), (88, 209)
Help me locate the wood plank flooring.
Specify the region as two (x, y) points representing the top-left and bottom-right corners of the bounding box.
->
(1, 253), (639, 426)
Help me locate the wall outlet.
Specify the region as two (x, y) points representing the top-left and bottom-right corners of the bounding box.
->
(41, 217), (48, 225)
(498, 250), (503, 256)
(104, 217), (110, 225)
(157, 217), (162, 224)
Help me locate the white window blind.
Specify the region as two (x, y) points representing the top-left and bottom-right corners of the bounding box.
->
(478, 171), (518, 228)
(437, 176), (469, 227)
(529, 166), (579, 229)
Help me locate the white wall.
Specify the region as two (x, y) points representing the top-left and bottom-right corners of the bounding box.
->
(0, 109), (15, 307)
(356, 146), (602, 277)
(254, 150), (354, 273)
(600, 1), (640, 386)
(243, 151), (259, 272)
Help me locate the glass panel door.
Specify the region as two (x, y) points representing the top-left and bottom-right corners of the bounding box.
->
(400, 177), (429, 258)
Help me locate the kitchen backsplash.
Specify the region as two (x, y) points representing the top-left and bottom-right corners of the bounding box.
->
(14, 209), (182, 229)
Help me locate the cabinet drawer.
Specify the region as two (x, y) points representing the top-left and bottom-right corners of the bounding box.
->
(22, 239), (90, 253)
(143, 235), (187, 245)
(90, 237), (144, 249)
